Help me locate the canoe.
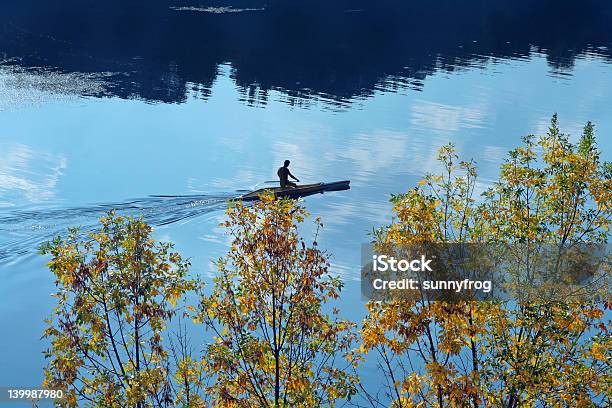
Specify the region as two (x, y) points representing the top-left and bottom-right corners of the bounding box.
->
(240, 180), (350, 201)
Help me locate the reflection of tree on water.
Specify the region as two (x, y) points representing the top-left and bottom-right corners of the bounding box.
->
(1, 0), (611, 107)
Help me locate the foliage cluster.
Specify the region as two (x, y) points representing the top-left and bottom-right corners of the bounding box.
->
(41, 116), (610, 407)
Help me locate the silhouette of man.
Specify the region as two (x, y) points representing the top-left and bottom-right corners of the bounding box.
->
(277, 160), (299, 188)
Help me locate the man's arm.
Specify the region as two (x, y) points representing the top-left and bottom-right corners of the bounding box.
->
(288, 171), (299, 182)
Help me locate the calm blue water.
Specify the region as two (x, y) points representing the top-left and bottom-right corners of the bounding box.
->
(1, 1), (612, 404)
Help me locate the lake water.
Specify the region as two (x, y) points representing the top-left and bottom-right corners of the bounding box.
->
(1, 1), (611, 403)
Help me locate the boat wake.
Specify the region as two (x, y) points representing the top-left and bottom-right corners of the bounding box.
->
(0, 193), (238, 265)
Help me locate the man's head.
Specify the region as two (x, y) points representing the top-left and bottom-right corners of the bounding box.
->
(284, 160), (290, 167)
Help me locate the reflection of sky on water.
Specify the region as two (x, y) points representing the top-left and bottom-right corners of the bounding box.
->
(0, 143), (67, 206)
(1, 54), (612, 266)
(1, 52), (611, 393)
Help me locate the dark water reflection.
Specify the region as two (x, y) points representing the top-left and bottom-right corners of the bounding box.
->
(2, 0), (612, 107)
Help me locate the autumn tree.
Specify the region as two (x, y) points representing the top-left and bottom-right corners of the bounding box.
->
(41, 213), (197, 407)
(356, 115), (611, 407)
(475, 115), (611, 406)
(195, 194), (358, 407)
(356, 143), (488, 407)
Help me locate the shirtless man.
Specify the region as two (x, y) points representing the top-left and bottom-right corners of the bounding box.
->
(277, 160), (300, 188)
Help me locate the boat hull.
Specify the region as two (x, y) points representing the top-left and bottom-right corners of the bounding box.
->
(240, 180), (350, 201)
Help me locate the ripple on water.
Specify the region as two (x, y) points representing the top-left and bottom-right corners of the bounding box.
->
(0, 193), (238, 265)
(0, 62), (115, 111)
(169, 6), (265, 14)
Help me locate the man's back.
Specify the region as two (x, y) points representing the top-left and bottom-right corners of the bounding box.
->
(277, 160), (298, 188)
(276, 167), (289, 181)
(278, 166), (289, 186)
